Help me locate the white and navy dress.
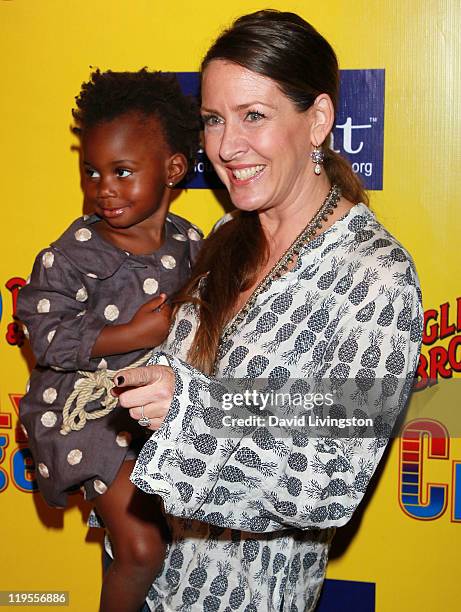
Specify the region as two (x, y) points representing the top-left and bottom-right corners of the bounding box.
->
(131, 204), (423, 612)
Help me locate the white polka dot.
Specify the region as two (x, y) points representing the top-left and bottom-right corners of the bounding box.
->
(143, 278), (159, 295)
(23, 324), (29, 339)
(20, 424), (28, 438)
(161, 255), (176, 269)
(116, 431), (132, 448)
(43, 388), (57, 404)
(67, 449), (83, 465)
(76, 287), (88, 302)
(172, 233), (187, 242)
(37, 298), (50, 313)
(41, 411), (57, 428)
(38, 463), (50, 478)
(104, 305), (119, 321)
(94, 480), (108, 495)
(25, 379), (30, 393)
(98, 358), (107, 369)
(75, 228), (92, 242)
(47, 330), (56, 343)
(80, 486), (87, 500)
(26, 275), (31, 285)
(87, 273), (97, 279)
(42, 251), (54, 268)
(188, 228), (201, 241)
(76, 310), (86, 317)
(83, 214), (90, 221)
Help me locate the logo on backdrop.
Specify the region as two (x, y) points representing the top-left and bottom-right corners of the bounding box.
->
(177, 69), (385, 191)
(4, 276), (26, 346)
(399, 419), (460, 523)
(416, 296), (461, 386)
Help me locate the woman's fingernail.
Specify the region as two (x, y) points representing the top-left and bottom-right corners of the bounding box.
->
(115, 376), (125, 386)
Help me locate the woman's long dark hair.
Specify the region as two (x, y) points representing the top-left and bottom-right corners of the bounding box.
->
(178, 9), (368, 374)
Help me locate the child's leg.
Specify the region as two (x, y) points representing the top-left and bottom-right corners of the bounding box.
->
(93, 460), (169, 612)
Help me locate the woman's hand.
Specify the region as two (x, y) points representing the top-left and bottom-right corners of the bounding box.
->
(115, 365), (175, 430)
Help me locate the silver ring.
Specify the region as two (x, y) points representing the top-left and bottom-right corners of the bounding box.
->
(138, 406), (151, 428)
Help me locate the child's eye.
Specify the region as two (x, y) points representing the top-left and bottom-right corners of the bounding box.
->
(201, 114), (223, 127)
(85, 167), (100, 179)
(245, 110), (265, 122)
(115, 168), (132, 178)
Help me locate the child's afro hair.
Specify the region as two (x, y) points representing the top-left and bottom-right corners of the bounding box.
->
(72, 68), (201, 168)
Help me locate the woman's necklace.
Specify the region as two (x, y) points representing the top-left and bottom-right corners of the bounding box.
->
(214, 184), (341, 369)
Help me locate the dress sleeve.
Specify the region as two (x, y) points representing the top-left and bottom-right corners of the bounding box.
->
(17, 249), (107, 371)
(131, 284), (423, 532)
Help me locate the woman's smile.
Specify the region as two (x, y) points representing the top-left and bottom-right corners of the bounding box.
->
(227, 164), (266, 183)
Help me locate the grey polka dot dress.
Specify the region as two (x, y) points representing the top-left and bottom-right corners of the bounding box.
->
(17, 213), (202, 507)
(130, 204), (423, 611)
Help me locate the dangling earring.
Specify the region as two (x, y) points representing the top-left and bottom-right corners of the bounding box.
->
(311, 146), (324, 175)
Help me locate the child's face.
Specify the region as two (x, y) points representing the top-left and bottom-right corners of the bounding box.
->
(81, 112), (172, 229)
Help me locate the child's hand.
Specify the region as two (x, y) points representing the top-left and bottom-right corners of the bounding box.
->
(128, 294), (173, 348)
(91, 294), (173, 357)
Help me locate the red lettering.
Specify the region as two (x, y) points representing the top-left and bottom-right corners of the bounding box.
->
(5, 277), (26, 318)
(423, 309), (439, 345)
(429, 346), (452, 380)
(457, 297), (461, 332)
(414, 354), (430, 390)
(0, 413), (11, 428)
(448, 336), (461, 372)
(439, 302), (456, 340)
(5, 321), (25, 347)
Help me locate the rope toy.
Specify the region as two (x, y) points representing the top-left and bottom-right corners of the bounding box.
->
(60, 353), (150, 435)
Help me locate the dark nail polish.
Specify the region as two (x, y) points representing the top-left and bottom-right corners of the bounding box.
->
(115, 376), (125, 386)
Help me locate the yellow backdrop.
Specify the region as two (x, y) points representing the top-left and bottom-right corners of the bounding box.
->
(1, 1), (459, 610)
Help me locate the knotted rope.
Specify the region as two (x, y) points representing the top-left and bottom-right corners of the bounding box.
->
(60, 353), (151, 435)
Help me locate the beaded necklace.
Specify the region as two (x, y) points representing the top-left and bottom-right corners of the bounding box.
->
(212, 184), (341, 373)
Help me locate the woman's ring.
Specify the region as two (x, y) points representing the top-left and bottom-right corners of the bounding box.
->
(138, 406), (151, 428)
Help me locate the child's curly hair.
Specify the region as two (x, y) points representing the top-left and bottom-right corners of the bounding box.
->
(72, 68), (200, 168)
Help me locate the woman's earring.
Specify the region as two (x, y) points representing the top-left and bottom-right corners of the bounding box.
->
(311, 146), (324, 175)
(167, 181), (174, 188)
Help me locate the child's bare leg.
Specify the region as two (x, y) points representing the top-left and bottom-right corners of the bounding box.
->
(93, 460), (169, 612)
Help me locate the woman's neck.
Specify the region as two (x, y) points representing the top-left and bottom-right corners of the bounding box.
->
(257, 177), (334, 251)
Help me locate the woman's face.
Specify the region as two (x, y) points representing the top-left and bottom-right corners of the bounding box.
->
(201, 60), (314, 213)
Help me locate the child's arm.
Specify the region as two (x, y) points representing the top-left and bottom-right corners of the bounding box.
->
(17, 249), (106, 371)
(90, 296), (172, 357)
(17, 249), (171, 370)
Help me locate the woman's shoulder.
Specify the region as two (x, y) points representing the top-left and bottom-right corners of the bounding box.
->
(336, 203), (420, 285)
(296, 203), (422, 315)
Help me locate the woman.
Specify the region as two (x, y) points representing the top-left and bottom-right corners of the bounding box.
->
(116, 10), (422, 611)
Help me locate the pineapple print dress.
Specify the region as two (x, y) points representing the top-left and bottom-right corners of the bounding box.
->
(131, 203), (423, 612)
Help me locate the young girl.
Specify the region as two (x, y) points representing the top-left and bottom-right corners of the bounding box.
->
(17, 69), (201, 612)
